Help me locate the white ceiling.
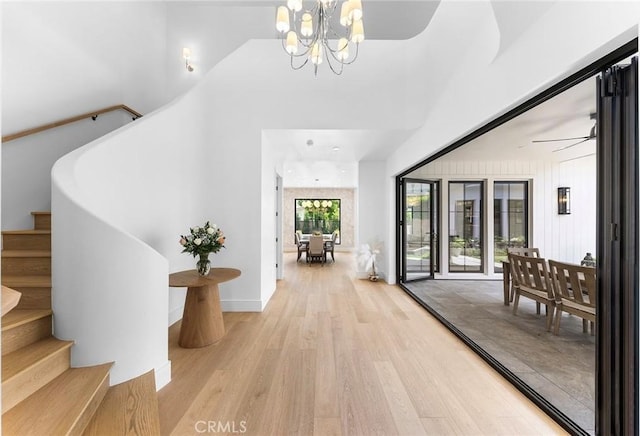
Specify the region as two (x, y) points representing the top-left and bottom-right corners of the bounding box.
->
(238, 1), (596, 187)
(266, 128), (418, 186)
(410, 75), (597, 171)
(250, 0), (440, 188)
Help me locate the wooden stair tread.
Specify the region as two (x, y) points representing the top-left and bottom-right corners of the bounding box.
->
(2, 250), (51, 258)
(2, 230), (51, 235)
(2, 337), (73, 381)
(2, 309), (52, 331)
(30, 212), (51, 216)
(2, 275), (51, 288)
(1, 286), (22, 317)
(84, 370), (161, 435)
(3, 363), (112, 436)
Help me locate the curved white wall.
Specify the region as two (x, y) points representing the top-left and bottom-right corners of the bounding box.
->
(51, 88), (211, 386)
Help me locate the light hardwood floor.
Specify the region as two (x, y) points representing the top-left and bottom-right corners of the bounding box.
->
(158, 253), (566, 435)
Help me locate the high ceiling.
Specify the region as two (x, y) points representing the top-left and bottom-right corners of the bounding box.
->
(426, 75), (597, 164)
(253, 0), (440, 187)
(245, 1), (595, 187)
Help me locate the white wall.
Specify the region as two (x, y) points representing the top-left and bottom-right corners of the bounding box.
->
(2, 2), (168, 230)
(2, 1), (278, 232)
(554, 155), (597, 263)
(260, 133), (278, 309)
(51, 87), (209, 387)
(358, 161), (388, 280)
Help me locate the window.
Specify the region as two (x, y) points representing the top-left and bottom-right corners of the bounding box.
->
(295, 199), (341, 243)
(494, 182), (528, 273)
(449, 182), (483, 272)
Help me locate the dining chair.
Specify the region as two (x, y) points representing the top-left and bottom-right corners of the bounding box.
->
(307, 235), (326, 265)
(324, 230), (338, 263)
(294, 231), (306, 262)
(509, 253), (556, 331)
(548, 259), (596, 335)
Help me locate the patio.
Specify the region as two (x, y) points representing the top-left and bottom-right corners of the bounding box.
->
(403, 279), (595, 434)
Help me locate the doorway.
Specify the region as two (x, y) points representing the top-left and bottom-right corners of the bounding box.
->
(400, 179), (439, 281)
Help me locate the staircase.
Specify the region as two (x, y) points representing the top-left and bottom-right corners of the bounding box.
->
(2, 212), (160, 435)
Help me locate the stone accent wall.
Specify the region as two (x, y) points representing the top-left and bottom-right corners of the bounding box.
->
(283, 188), (355, 251)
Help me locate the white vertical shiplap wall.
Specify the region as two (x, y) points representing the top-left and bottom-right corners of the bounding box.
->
(555, 155), (597, 263)
(413, 157), (595, 276)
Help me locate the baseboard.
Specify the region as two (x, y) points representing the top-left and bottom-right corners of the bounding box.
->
(220, 299), (263, 312)
(154, 360), (172, 391)
(168, 305), (184, 327)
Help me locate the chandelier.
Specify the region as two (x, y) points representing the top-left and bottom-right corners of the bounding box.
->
(275, 0), (365, 76)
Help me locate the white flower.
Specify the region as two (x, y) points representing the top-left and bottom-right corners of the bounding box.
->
(194, 238), (202, 245)
(321, 200), (328, 207)
(193, 226), (200, 233)
(207, 227), (215, 235)
(314, 200), (320, 207)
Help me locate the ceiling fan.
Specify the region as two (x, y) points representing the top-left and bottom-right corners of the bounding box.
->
(531, 113), (596, 152)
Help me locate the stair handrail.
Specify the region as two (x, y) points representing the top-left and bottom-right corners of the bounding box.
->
(2, 104), (143, 143)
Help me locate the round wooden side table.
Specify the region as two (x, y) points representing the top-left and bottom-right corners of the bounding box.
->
(169, 268), (241, 348)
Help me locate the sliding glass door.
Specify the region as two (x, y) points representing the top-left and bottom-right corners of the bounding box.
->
(401, 179), (439, 281)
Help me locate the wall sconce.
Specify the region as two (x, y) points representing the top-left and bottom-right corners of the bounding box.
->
(182, 47), (195, 72)
(558, 187), (571, 215)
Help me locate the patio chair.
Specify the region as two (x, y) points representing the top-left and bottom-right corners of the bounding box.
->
(307, 235), (326, 265)
(506, 247), (541, 302)
(509, 253), (556, 331)
(548, 260), (596, 335)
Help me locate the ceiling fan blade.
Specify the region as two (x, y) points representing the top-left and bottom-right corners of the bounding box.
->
(532, 136), (590, 143)
(552, 137), (591, 152)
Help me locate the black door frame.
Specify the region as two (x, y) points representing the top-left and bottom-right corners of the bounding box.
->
(596, 57), (638, 436)
(400, 178), (439, 282)
(395, 39), (638, 435)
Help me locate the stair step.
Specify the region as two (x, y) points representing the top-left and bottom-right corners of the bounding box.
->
(84, 370), (160, 435)
(2, 276), (51, 310)
(2, 337), (73, 413)
(2, 230), (51, 251)
(2, 251), (51, 276)
(2, 309), (52, 356)
(31, 211), (51, 230)
(3, 363), (112, 436)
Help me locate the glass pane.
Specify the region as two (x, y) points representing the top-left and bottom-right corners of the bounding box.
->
(494, 182), (528, 272)
(449, 182), (483, 272)
(294, 199), (341, 243)
(405, 182), (432, 280)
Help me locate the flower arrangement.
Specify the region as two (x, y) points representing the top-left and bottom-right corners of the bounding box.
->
(179, 221), (226, 275)
(179, 221), (226, 256)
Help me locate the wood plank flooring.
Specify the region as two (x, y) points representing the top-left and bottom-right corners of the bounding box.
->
(158, 253), (566, 435)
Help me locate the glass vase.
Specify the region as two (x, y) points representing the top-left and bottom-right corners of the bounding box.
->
(196, 253), (211, 276)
